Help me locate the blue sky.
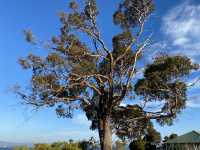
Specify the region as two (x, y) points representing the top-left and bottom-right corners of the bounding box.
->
(0, 0), (200, 143)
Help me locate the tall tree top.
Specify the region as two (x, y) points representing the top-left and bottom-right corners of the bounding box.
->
(15, 0), (199, 146)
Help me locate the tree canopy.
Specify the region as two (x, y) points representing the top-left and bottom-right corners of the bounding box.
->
(15, 0), (199, 150)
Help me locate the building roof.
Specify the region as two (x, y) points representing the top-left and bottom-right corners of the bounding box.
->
(166, 131), (200, 144)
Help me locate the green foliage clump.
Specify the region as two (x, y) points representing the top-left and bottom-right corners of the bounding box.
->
(144, 122), (161, 143)
(27, 139), (98, 150)
(13, 146), (30, 150)
(33, 144), (52, 150)
(129, 140), (145, 150)
(113, 0), (154, 29)
(112, 105), (148, 140)
(32, 142), (83, 150)
(135, 55), (199, 125)
(62, 142), (82, 150)
(128, 122), (160, 150)
(114, 140), (126, 150)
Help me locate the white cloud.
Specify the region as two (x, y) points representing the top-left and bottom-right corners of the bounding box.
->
(173, 37), (189, 46)
(160, 1), (200, 109)
(162, 1), (200, 61)
(187, 101), (200, 108)
(187, 99), (200, 108)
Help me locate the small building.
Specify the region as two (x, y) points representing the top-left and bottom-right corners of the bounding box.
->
(164, 130), (200, 150)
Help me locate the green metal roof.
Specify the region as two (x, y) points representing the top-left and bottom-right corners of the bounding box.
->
(166, 131), (200, 144)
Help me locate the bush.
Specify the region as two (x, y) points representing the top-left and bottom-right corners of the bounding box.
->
(129, 140), (145, 150)
(14, 146), (30, 150)
(33, 144), (52, 150)
(62, 142), (82, 150)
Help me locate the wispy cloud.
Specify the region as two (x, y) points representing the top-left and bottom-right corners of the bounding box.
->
(144, 1), (200, 109)
(187, 101), (200, 108)
(161, 1), (200, 62)
(187, 96), (200, 108)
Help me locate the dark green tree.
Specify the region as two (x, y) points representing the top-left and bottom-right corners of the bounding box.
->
(79, 140), (89, 150)
(79, 137), (99, 150)
(169, 133), (178, 140)
(129, 140), (145, 150)
(145, 122), (161, 143)
(15, 0), (199, 150)
(162, 133), (178, 150)
(163, 133), (178, 142)
(129, 122), (161, 150)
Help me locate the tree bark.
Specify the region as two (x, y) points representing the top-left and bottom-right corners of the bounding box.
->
(98, 118), (112, 150)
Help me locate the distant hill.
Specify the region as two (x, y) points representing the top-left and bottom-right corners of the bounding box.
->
(0, 141), (15, 148)
(0, 148), (12, 150)
(0, 141), (32, 148)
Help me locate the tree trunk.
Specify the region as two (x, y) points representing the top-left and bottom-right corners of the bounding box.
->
(98, 118), (112, 150)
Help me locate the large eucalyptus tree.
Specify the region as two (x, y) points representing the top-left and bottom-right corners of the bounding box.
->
(16, 0), (199, 150)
